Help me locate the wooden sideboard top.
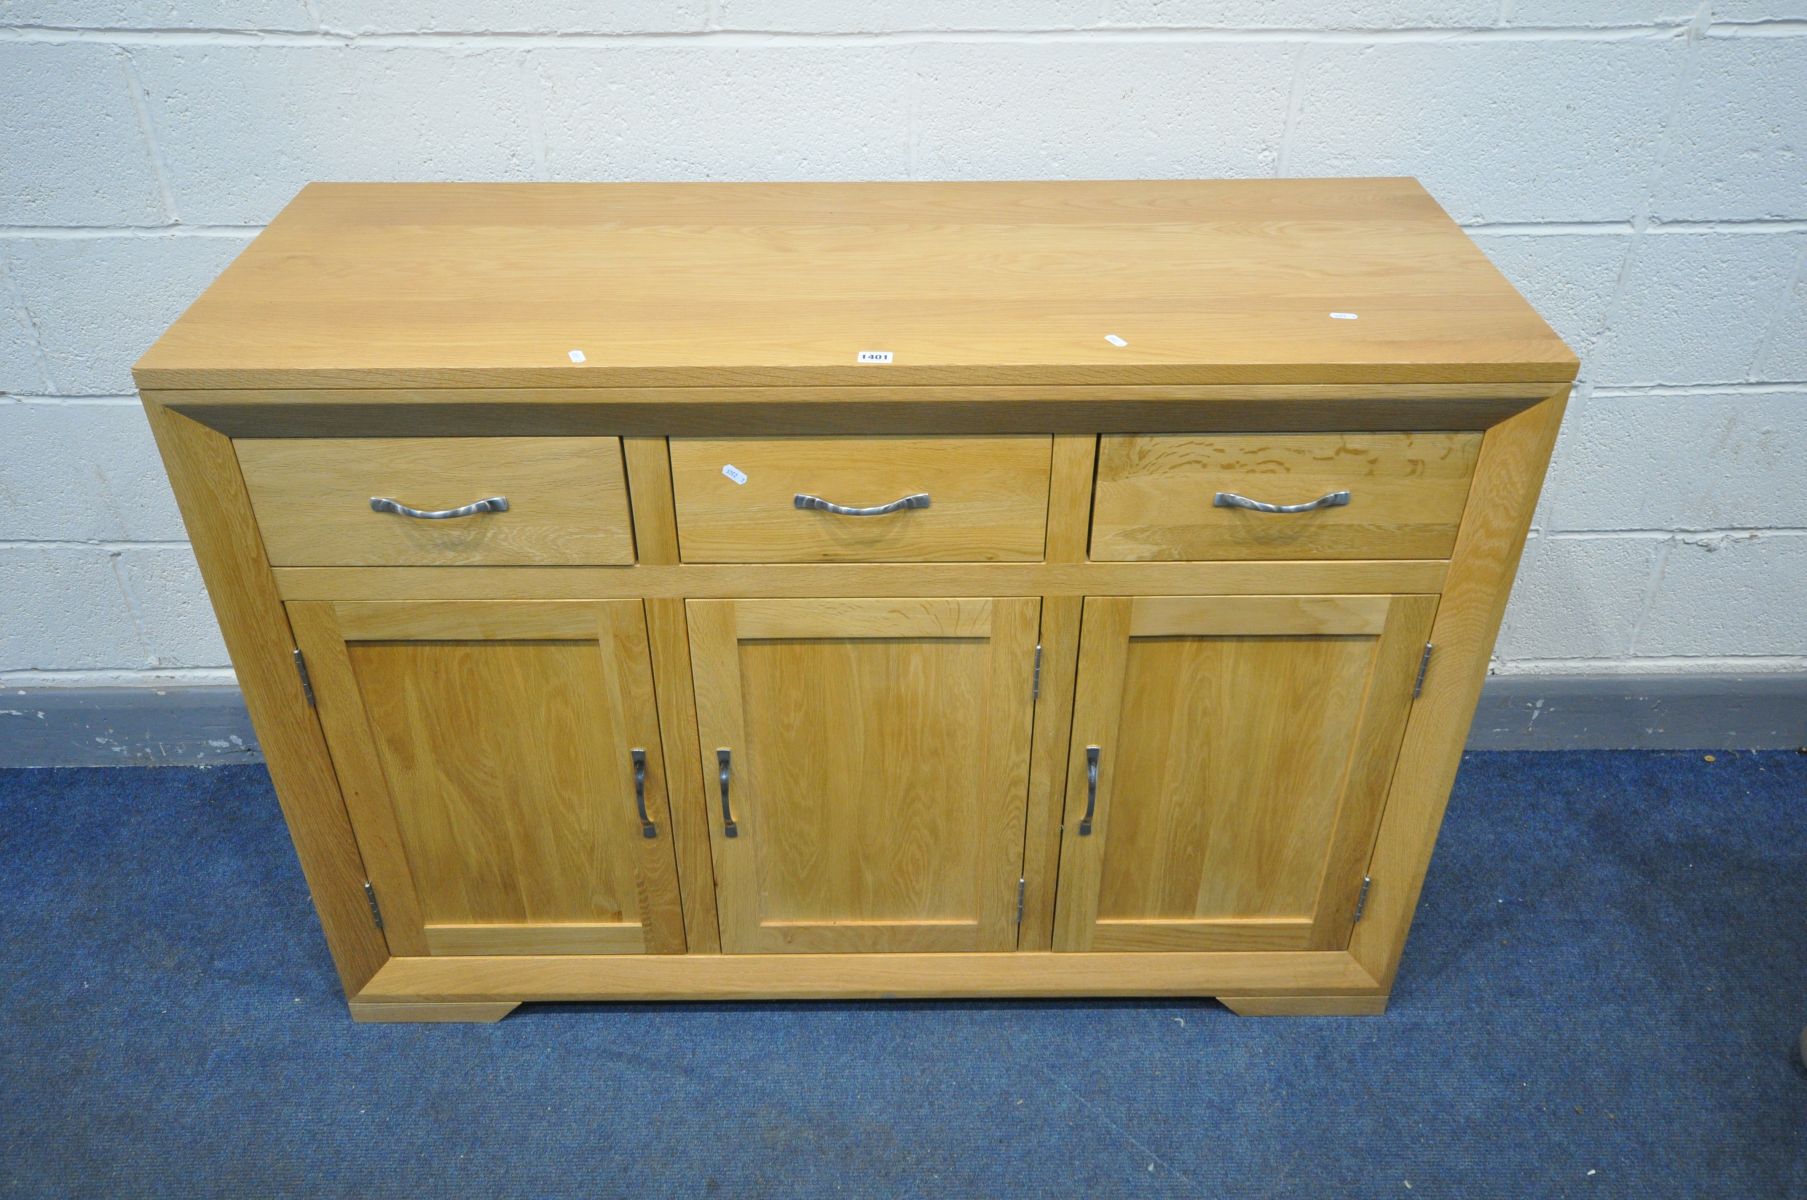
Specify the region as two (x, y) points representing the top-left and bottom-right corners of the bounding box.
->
(134, 178), (1577, 392)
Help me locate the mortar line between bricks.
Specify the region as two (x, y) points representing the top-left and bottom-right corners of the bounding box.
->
(0, 540), (195, 550)
(1, 394), (144, 404)
(0, 225), (262, 239)
(1490, 655), (1807, 673)
(0, 241), (56, 394)
(1625, 536), (1677, 658)
(0, 668), (239, 686)
(3, 219), (1805, 240)
(1540, 528), (1807, 540)
(0, 24), (1761, 48)
(1588, 381), (1807, 395)
(1274, 43), (1307, 178)
(102, 547), (159, 670)
(1747, 241), (1807, 379)
(116, 48), (180, 223)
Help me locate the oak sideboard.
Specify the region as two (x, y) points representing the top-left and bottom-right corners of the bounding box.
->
(135, 179), (1576, 1022)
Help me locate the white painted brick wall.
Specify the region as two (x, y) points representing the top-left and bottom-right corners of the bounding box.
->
(1, 2), (1803, 687)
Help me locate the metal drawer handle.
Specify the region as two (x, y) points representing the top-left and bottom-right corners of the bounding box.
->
(631, 748), (656, 839)
(793, 492), (930, 517)
(1078, 745), (1100, 836)
(1213, 489), (1350, 514)
(717, 748), (737, 838)
(369, 495), (509, 520)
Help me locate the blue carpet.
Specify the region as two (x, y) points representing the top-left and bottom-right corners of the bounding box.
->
(2, 751), (1804, 1198)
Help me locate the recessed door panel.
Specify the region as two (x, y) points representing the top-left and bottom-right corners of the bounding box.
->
(290, 600), (685, 956)
(688, 597), (1040, 953)
(1054, 594), (1436, 953)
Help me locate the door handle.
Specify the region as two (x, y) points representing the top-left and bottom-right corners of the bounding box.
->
(793, 492), (930, 517)
(1213, 489), (1350, 514)
(369, 495), (509, 519)
(717, 748), (737, 838)
(1078, 745), (1100, 836)
(631, 748), (656, 839)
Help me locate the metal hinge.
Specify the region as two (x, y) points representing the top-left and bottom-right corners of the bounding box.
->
(1015, 877), (1026, 925)
(1412, 642), (1435, 699)
(1032, 643), (1043, 699)
(1352, 874), (1372, 925)
(293, 648), (316, 707)
(363, 880), (385, 930)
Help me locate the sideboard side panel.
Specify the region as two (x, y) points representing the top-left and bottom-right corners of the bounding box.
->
(1349, 389), (1569, 991)
(141, 398), (389, 994)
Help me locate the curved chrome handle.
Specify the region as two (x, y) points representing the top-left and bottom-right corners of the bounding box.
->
(793, 492), (930, 517)
(369, 495), (510, 520)
(631, 748), (656, 839)
(1213, 489), (1350, 514)
(717, 748), (737, 838)
(1078, 745), (1100, 836)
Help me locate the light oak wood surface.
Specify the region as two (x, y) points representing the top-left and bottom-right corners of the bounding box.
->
(141, 402), (388, 994)
(670, 436), (1052, 563)
(356, 948), (1381, 1002)
(291, 599), (686, 957)
(134, 179), (1575, 1019)
(1053, 594), (1435, 953)
(164, 384), (1545, 439)
(135, 180), (1575, 390)
(1347, 392), (1569, 992)
(1091, 433), (1481, 561)
(237, 436), (633, 566)
(269, 560), (1451, 601)
(688, 596), (1039, 953)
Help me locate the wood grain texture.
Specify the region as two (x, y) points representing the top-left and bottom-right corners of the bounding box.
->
(670, 436), (1052, 563)
(1219, 993), (1389, 1017)
(292, 600), (686, 957)
(622, 437), (679, 565)
(1045, 435), (1099, 563)
(355, 949), (1381, 1003)
(134, 180), (1576, 389)
(140, 401), (388, 995)
(1092, 433), (1482, 561)
(1348, 392), (1570, 991)
(1016, 593), (1083, 951)
(643, 597), (723, 953)
(348, 1000), (520, 1023)
(236, 436), (632, 566)
(166, 384), (1545, 439)
(1053, 593), (1434, 954)
(272, 560), (1450, 602)
(689, 597), (1039, 953)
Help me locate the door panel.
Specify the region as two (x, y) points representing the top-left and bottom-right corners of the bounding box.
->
(689, 597), (1040, 953)
(290, 600), (686, 956)
(1053, 594), (1436, 953)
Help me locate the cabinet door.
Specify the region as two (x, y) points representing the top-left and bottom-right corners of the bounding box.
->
(289, 600), (686, 957)
(1053, 594), (1436, 953)
(688, 597), (1040, 953)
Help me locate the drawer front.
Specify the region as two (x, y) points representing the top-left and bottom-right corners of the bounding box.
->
(670, 436), (1052, 562)
(237, 436), (634, 566)
(1090, 433), (1482, 561)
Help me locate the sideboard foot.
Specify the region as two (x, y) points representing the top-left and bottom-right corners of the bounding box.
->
(348, 999), (520, 1024)
(1219, 993), (1389, 1017)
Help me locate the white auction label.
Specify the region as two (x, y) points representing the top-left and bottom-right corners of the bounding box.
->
(857, 350), (893, 364)
(721, 464), (749, 485)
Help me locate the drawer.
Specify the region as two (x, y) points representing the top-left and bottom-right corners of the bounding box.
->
(670, 436), (1052, 563)
(1090, 433), (1481, 561)
(236, 436), (634, 566)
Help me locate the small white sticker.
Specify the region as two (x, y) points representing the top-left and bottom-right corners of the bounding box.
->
(568, 349), (587, 362)
(721, 464), (748, 486)
(1104, 333), (1128, 347)
(1329, 312), (1359, 320)
(857, 350), (893, 364)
